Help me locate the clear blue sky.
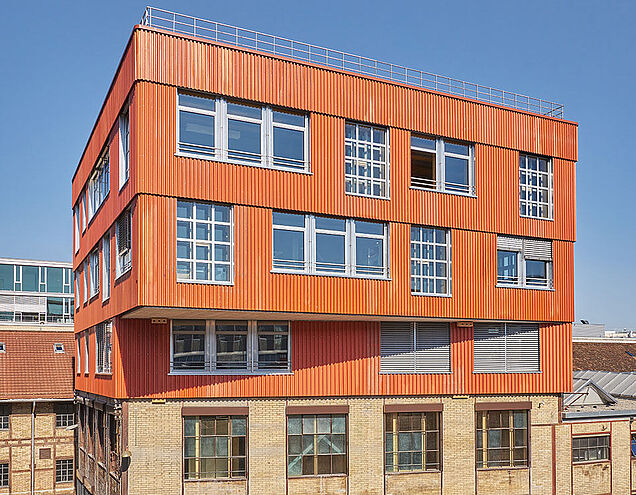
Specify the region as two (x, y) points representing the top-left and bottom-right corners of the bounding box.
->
(0, 0), (633, 328)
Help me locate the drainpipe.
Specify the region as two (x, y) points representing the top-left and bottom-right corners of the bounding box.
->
(31, 400), (35, 495)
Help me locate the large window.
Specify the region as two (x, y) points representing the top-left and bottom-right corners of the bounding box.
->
(184, 415), (247, 479)
(82, 262), (88, 304)
(56, 459), (73, 483)
(74, 205), (80, 253)
(287, 414), (347, 476)
(476, 409), (528, 468)
(176, 201), (232, 284)
(86, 148), (110, 222)
(56, 404), (74, 428)
(115, 209), (132, 277)
(473, 323), (540, 373)
(119, 108), (130, 188)
(573, 435), (610, 463)
(272, 212), (388, 278)
(380, 322), (451, 373)
(102, 234), (111, 300)
(177, 92), (309, 172)
(410, 226), (451, 296)
(171, 320), (290, 373)
(0, 463), (7, 487)
(0, 406), (9, 430)
(497, 236), (553, 289)
(519, 153), (552, 219)
(385, 411), (440, 472)
(84, 333), (89, 374)
(345, 122), (388, 198)
(89, 249), (99, 299)
(411, 135), (475, 195)
(95, 321), (112, 374)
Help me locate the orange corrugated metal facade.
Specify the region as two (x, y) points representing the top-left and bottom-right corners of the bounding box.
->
(72, 26), (577, 399)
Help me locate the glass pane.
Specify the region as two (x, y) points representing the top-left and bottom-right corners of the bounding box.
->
(316, 233), (345, 272)
(355, 221), (384, 235)
(231, 417), (247, 436)
(356, 237), (383, 269)
(445, 141), (469, 155)
(497, 250), (518, 282)
(22, 266), (39, 292)
(227, 102), (261, 119)
(228, 120), (261, 156)
(332, 454), (346, 474)
(288, 455), (302, 476)
(288, 416), (301, 435)
(273, 110), (305, 126)
(273, 127), (304, 162)
(302, 416), (315, 434)
(179, 93), (215, 111)
(315, 217), (346, 231)
(302, 435), (314, 454)
(317, 434), (331, 454)
(216, 334), (247, 369)
(200, 436), (214, 457)
(177, 201), (193, 219)
(184, 437), (197, 457)
(331, 415), (346, 434)
(526, 260), (547, 280)
(273, 212), (305, 227)
(316, 416), (331, 434)
(273, 230), (304, 266)
(184, 417), (196, 436)
(288, 435), (302, 455)
(215, 205), (230, 223)
(173, 331), (205, 369)
(411, 136), (436, 150)
(47, 267), (63, 293)
(445, 156), (469, 187)
(179, 111), (214, 148)
(0, 265), (13, 291)
(317, 455), (331, 474)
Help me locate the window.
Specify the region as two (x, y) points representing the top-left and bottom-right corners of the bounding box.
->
(96, 321), (113, 374)
(119, 108), (130, 188)
(54, 343), (65, 354)
(0, 405), (9, 430)
(0, 463), (7, 487)
(272, 212), (388, 278)
(476, 410), (528, 468)
(184, 415), (247, 479)
(287, 414), (347, 476)
(410, 226), (451, 296)
(74, 205), (80, 253)
(0, 343), (5, 354)
(81, 192), (87, 232)
(75, 274), (80, 310)
(170, 320), (290, 373)
(573, 435), (610, 463)
(86, 148), (110, 222)
(380, 322), (451, 373)
(176, 201), (232, 284)
(56, 459), (73, 483)
(345, 122), (388, 198)
(631, 433), (636, 457)
(76, 339), (81, 374)
(0, 265), (12, 291)
(385, 412), (440, 472)
(473, 323), (540, 373)
(102, 234), (111, 300)
(497, 236), (553, 289)
(82, 263), (88, 304)
(56, 405), (74, 428)
(84, 333), (89, 374)
(89, 249), (99, 298)
(411, 135), (475, 195)
(115, 209), (132, 277)
(519, 154), (552, 219)
(177, 92), (309, 172)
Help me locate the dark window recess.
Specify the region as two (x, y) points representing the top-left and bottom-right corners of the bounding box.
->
(411, 148), (436, 189)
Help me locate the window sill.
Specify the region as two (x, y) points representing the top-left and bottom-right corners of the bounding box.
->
(288, 474), (347, 479)
(345, 191), (390, 201)
(184, 477), (247, 483)
(410, 185), (477, 199)
(177, 279), (234, 286)
(115, 267), (132, 281)
(385, 469), (442, 475)
(169, 370), (293, 376)
(411, 292), (452, 298)
(572, 459), (610, 466)
(473, 370), (542, 374)
(496, 284), (554, 292)
(95, 372), (113, 377)
(271, 269), (390, 282)
(118, 177), (129, 192)
(86, 193), (109, 229)
(520, 214), (554, 222)
(175, 152), (312, 175)
(380, 371), (452, 375)
(476, 466), (529, 472)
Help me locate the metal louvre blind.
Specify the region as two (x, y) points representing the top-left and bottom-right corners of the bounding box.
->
(415, 323), (451, 372)
(474, 323), (506, 372)
(380, 322), (415, 373)
(497, 236), (523, 251)
(522, 239), (552, 261)
(506, 324), (540, 372)
(116, 212), (131, 254)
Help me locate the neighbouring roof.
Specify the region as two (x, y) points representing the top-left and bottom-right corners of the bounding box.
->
(0, 330), (74, 400)
(574, 341), (636, 372)
(573, 370), (636, 398)
(564, 370), (636, 419)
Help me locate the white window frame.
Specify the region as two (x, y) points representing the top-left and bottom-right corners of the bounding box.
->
(89, 249), (100, 299)
(84, 332), (89, 374)
(54, 343), (65, 354)
(410, 135), (476, 196)
(81, 192), (87, 232)
(102, 234), (111, 301)
(176, 91), (310, 173)
(115, 209), (132, 279)
(410, 226), (452, 297)
(344, 121), (390, 199)
(496, 237), (553, 290)
(119, 107), (130, 189)
(86, 148), (110, 224)
(74, 274), (80, 309)
(176, 201), (234, 285)
(82, 262), (88, 304)
(272, 213), (389, 279)
(169, 320), (292, 375)
(95, 321), (112, 375)
(74, 205), (80, 254)
(519, 153), (553, 220)
(76, 339), (81, 374)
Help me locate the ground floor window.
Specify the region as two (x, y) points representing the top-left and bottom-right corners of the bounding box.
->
(287, 414), (347, 476)
(385, 411), (440, 472)
(476, 410), (528, 468)
(0, 463), (7, 487)
(183, 416), (247, 479)
(573, 435), (610, 463)
(56, 459), (73, 483)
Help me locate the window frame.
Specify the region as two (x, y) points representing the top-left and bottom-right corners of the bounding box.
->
(95, 321), (113, 375)
(496, 237), (553, 290)
(0, 462), (7, 488)
(473, 323), (541, 374)
(384, 411), (441, 473)
(344, 121), (390, 200)
(176, 91), (311, 173)
(476, 409), (529, 469)
(76, 339), (81, 374)
(0, 405), (9, 430)
(519, 153), (553, 220)
(74, 205), (80, 254)
(169, 320), (292, 375)
(55, 458), (74, 483)
(86, 147), (110, 225)
(82, 262), (88, 304)
(410, 134), (476, 196)
(119, 106), (130, 190)
(89, 249), (100, 299)
(102, 234), (111, 301)
(572, 435), (610, 464)
(272, 213), (389, 279)
(115, 209), (132, 279)
(84, 332), (89, 375)
(410, 226), (452, 297)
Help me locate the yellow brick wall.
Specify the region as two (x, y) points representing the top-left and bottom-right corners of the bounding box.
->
(612, 420), (631, 495)
(441, 397), (475, 495)
(555, 424), (572, 495)
(385, 472), (441, 495)
(288, 475), (348, 495)
(476, 468), (530, 494)
(572, 462), (611, 495)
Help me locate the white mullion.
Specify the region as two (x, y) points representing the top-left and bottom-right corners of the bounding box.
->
(262, 107), (269, 168)
(519, 251), (525, 287)
(219, 98), (227, 161)
(307, 215), (314, 273)
(412, 322), (417, 372)
(208, 320), (216, 372)
(437, 138), (444, 192)
(383, 224), (389, 278)
(348, 220), (355, 276)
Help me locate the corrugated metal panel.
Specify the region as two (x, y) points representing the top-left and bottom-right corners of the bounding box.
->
(415, 322), (451, 373)
(75, 320), (573, 399)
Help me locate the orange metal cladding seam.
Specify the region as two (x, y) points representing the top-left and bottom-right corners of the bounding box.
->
(73, 319), (572, 399)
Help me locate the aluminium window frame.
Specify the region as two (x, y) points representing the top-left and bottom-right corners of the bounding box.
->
(176, 91), (311, 173)
(272, 213), (390, 280)
(89, 249), (100, 299)
(410, 135), (476, 196)
(76, 339), (81, 374)
(115, 209), (132, 279)
(74, 205), (80, 254)
(86, 148), (110, 225)
(344, 121), (390, 200)
(102, 233), (111, 301)
(95, 320), (113, 375)
(410, 226), (452, 297)
(496, 246), (553, 291)
(82, 262), (88, 305)
(572, 434), (610, 464)
(119, 106), (130, 190)
(84, 332), (89, 375)
(169, 320), (292, 375)
(519, 153), (553, 220)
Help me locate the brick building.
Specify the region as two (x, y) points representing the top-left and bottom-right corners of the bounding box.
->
(0, 258), (75, 494)
(72, 7), (578, 495)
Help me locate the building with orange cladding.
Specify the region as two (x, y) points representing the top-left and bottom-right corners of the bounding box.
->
(72, 7), (578, 495)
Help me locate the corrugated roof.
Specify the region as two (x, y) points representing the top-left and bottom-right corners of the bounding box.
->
(573, 341), (636, 372)
(573, 370), (636, 398)
(0, 330), (74, 400)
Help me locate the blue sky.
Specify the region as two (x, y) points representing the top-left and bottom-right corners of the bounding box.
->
(0, 0), (633, 328)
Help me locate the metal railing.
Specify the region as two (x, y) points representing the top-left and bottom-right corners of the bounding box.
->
(140, 7), (564, 118)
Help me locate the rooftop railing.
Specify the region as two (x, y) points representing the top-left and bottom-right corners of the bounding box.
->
(140, 7), (565, 119)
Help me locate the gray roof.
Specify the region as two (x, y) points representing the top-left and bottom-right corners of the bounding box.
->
(574, 370), (636, 398)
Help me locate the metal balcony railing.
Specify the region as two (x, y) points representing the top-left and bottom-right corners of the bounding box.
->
(140, 6), (565, 118)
